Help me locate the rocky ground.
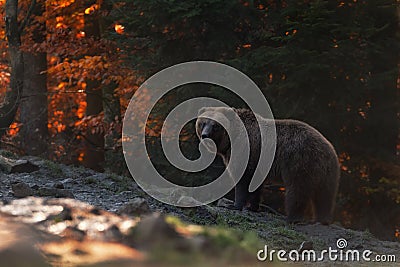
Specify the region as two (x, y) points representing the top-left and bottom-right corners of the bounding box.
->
(0, 151), (399, 266)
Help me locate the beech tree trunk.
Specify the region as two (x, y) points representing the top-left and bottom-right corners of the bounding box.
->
(4, 0), (48, 155)
(83, 82), (105, 171)
(100, 1), (122, 172)
(82, 0), (105, 171)
(80, 0), (123, 171)
(20, 52), (48, 156)
(102, 81), (122, 173)
(2, 0), (22, 139)
(20, 0), (48, 156)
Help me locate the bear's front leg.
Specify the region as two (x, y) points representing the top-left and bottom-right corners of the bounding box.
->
(245, 188), (261, 211)
(233, 179), (249, 210)
(220, 180), (249, 210)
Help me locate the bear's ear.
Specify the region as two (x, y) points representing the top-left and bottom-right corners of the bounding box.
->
(198, 107), (208, 116)
(224, 107), (238, 119)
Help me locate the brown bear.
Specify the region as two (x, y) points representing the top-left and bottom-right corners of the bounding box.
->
(196, 107), (340, 224)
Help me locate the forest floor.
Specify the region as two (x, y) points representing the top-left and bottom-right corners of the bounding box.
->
(0, 151), (398, 266)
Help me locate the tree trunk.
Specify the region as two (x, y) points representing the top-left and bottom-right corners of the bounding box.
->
(20, 52), (48, 155)
(102, 81), (122, 173)
(81, 0), (123, 172)
(83, 82), (105, 171)
(19, 0), (48, 156)
(2, 0), (22, 139)
(82, 0), (105, 171)
(100, 1), (122, 172)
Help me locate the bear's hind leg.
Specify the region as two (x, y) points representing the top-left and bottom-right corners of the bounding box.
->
(285, 187), (311, 224)
(313, 187), (335, 225)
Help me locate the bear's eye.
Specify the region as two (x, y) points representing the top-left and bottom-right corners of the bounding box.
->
(214, 123), (222, 130)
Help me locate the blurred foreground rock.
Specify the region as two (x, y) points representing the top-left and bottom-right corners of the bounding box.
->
(0, 197), (145, 266)
(117, 197), (150, 216)
(0, 197), (261, 267)
(0, 217), (51, 267)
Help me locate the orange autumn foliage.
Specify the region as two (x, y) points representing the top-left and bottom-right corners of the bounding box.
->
(114, 24), (125, 34)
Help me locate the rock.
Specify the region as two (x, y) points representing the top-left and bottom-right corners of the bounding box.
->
(117, 198), (150, 216)
(11, 182), (34, 198)
(0, 197), (64, 220)
(37, 188), (74, 198)
(128, 213), (183, 249)
(20, 156), (45, 165)
(189, 235), (207, 251)
(0, 156), (39, 174)
(90, 207), (102, 215)
(103, 225), (123, 242)
(31, 184), (40, 190)
(0, 217), (53, 267)
(61, 178), (75, 185)
(62, 227), (86, 241)
(217, 197), (234, 208)
(48, 207), (73, 221)
(53, 182), (64, 189)
(177, 196), (204, 206)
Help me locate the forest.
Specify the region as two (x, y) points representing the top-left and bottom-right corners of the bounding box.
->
(1, 0), (399, 246)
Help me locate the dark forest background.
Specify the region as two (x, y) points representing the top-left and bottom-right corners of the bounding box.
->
(1, 0), (399, 241)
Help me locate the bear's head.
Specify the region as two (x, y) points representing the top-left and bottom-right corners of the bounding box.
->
(196, 107), (238, 154)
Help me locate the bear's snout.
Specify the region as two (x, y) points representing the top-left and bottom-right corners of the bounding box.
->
(201, 125), (212, 139)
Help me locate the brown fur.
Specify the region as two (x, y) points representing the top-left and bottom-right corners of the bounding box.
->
(196, 107), (340, 224)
